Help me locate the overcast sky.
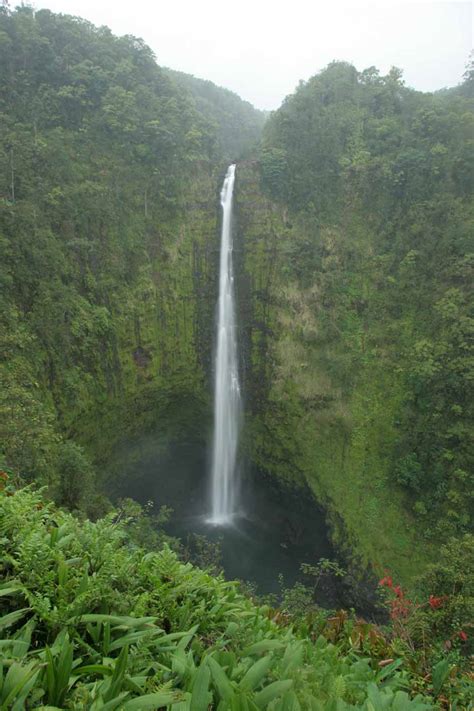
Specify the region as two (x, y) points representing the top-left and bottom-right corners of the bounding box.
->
(32, 0), (472, 110)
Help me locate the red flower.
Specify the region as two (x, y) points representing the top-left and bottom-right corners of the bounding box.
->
(389, 595), (412, 619)
(429, 595), (444, 610)
(459, 631), (468, 642)
(379, 576), (393, 588)
(393, 585), (403, 598)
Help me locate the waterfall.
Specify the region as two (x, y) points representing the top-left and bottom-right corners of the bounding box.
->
(209, 164), (241, 525)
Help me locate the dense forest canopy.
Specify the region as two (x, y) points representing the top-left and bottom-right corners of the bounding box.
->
(257, 60), (474, 541)
(166, 69), (266, 161)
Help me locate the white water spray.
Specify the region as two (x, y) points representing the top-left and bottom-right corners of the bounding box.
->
(209, 164), (241, 525)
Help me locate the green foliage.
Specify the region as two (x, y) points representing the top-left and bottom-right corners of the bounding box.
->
(0, 11), (472, 706)
(260, 147), (288, 200)
(55, 441), (93, 511)
(166, 69), (266, 161)
(0, 485), (437, 708)
(0, 6), (265, 497)
(182, 533), (223, 577)
(372, 566), (474, 706)
(237, 59), (474, 574)
(416, 535), (474, 655)
(278, 560), (347, 618)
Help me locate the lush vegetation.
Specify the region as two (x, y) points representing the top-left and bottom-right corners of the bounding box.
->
(235, 60), (473, 578)
(1, 6), (473, 708)
(166, 70), (266, 162)
(0, 5), (263, 509)
(1, 482), (473, 709)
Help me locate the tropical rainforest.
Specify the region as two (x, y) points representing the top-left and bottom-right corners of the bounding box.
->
(0, 4), (473, 709)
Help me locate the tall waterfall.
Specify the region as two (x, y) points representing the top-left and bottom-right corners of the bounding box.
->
(209, 164), (241, 525)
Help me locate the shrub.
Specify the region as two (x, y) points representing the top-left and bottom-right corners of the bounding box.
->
(0, 484), (437, 708)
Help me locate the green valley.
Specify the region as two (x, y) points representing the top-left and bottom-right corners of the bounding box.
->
(0, 5), (473, 708)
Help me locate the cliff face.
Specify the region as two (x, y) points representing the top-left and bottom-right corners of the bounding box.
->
(1, 150), (221, 499)
(68, 165), (220, 461)
(234, 162), (434, 581)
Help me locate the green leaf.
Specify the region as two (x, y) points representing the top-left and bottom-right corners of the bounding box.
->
(1, 661), (39, 707)
(172, 693), (192, 711)
(70, 613), (158, 627)
(254, 680), (293, 708)
(55, 634), (74, 705)
(122, 691), (179, 709)
(225, 621), (239, 637)
(159, 629), (198, 646)
(207, 656), (234, 701)
(376, 658), (403, 682)
(73, 664), (113, 676)
(243, 640), (284, 656)
(0, 608), (30, 631)
(108, 628), (161, 651)
(0, 639), (29, 654)
(281, 643), (304, 674)
(0, 583), (24, 597)
(432, 658), (450, 696)
(106, 645), (128, 701)
(239, 655), (273, 692)
(190, 662), (211, 711)
(10, 620), (35, 658)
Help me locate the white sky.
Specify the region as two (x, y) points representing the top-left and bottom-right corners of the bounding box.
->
(32, 0), (473, 110)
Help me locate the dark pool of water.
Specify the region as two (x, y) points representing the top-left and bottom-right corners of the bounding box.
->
(110, 437), (339, 605)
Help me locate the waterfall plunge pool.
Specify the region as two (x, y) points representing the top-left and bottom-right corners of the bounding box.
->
(111, 436), (342, 606)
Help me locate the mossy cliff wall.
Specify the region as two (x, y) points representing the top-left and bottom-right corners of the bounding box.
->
(234, 162), (434, 582)
(69, 165), (221, 461)
(1, 158), (223, 500)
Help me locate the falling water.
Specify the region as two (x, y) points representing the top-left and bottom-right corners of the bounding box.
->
(209, 164), (241, 525)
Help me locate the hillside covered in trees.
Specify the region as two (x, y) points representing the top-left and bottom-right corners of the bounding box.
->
(237, 60), (474, 576)
(0, 5), (262, 511)
(165, 69), (266, 162)
(0, 4), (473, 708)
